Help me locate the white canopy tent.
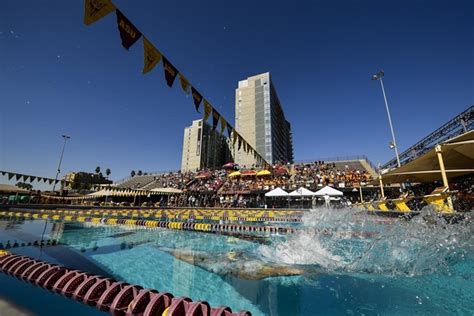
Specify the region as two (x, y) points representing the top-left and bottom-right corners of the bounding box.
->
(265, 187), (289, 197)
(314, 186), (343, 196)
(289, 187), (316, 196)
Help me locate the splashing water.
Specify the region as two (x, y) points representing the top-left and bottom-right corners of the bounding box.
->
(259, 208), (474, 277)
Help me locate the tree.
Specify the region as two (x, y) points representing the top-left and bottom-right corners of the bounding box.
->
(130, 170), (136, 177)
(137, 170), (143, 176)
(16, 182), (32, 190)
(95, 166), (101, 174)
(105, 168), (111, 179)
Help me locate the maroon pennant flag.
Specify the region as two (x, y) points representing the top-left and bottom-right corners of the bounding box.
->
(212, 109), (220, 131)
(116, 10), (142, 50)
(191, 87), (202, 113)
(162, 57), (179, 87)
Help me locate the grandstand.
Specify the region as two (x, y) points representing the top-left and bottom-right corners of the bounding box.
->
(114, 156), (377, 193)
(382, 105), (473, 171)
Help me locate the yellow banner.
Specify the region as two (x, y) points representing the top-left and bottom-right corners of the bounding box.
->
(220, 117), (226, 134)
(179, 74), (190, 94)
(143, 37), (162, 74)
(84, 0), (116, 26)
(203, 100), (212, 121)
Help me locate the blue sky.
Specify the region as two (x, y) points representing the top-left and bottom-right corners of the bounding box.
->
(1, 0), (472, 187)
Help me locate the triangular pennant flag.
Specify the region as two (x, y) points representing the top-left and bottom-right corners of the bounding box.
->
(191, 87), (202, 113)
(8, 173), (14, 181)
(226, 124), (233, 138)
(203, 99), (212, 121)
(232, 131), (237, 145)
(43, 178), (48, 183)
(212, 109), (220, 131)
(162, 57), (179, 87)
(1, 171), (5, 176)
(23, 175), (29, 182)
(220, 117), (227, 134)
(116, 9), (142, 50)
(142, 37), (162, 74)
(84, 0), (116, 26)
(238, 136), (242, 150)
(15, 174), (21, 181)
(48, 179), (54, 185)
(179, 74), (190, 94)
(30, 176), (36, 183)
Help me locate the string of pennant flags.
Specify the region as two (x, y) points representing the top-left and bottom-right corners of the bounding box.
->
(84, 0), (270, 168)
(0, 171), (68, 186)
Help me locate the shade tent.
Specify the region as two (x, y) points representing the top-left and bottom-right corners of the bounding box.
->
(265, 187), (289, 197)
(289, 187), (316, 196)
(314, 186), (343, 196)
(150, 187), (183, 194)
(373, 130), (474, 185)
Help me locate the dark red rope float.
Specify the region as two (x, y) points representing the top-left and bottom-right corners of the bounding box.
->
(0, 252), (250, 316)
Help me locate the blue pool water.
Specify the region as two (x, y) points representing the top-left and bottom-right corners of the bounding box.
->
(0, 209), (473, 315)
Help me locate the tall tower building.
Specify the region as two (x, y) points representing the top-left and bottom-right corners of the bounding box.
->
(235, 72), (293, 167)
(181, 119), (232, 172)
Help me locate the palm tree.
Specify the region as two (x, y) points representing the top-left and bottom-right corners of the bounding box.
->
(105, 168), (111, 179)
(95, 166), (101, 174)
(130, 170), (136, 177)
(137, 170), (143, 176)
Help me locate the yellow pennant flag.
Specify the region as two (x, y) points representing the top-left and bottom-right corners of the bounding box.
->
(84, 0), (116, 26)
(143, 37), (162, 74)
(179, 74), (190, 94)
(220, 117), (226, 134)
(203, 99), (212, 121)
(232, 131), (237, 145)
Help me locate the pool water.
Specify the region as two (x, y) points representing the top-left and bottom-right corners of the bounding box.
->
(0, 208), (473, 315)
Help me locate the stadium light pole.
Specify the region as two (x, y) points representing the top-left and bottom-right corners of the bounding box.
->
(52, 135), (71, 192)
(372, 71), (401, 169)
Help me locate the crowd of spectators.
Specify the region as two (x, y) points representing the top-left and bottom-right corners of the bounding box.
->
(120, 161), (374, 195)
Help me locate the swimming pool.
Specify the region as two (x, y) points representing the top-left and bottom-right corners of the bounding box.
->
(0, 208), (473, 315)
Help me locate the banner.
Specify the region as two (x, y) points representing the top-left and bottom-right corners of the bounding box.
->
(142, 37), (162, 74)
(84, 0), (116, 25)
(212, 109), (220, 131)
(203, 100), (212, 121)
(179, 74), (190, 94)
(220, 117), (226, 134)
(232, 131), (237, 145)
(191, 87), (202, 113)
(116, 10), (142, 50)
(162, 57), (179, 87)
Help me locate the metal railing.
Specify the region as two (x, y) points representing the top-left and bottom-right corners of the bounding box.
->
(382, 105), (473, 170)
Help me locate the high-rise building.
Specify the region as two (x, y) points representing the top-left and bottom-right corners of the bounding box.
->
(235, 72), (293, 167)
(181, 119), (232, 172)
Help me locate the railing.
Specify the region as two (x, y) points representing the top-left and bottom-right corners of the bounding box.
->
(382, 105), (473, 170)
(294, 155), (378, 172)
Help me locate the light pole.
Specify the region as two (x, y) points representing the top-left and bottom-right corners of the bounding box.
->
(372, 70), (401, 168)
(52, 135), (71, 192)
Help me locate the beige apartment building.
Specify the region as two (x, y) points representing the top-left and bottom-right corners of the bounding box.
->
(181, 119), (232, 172)
(235, 72), (293, 167)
